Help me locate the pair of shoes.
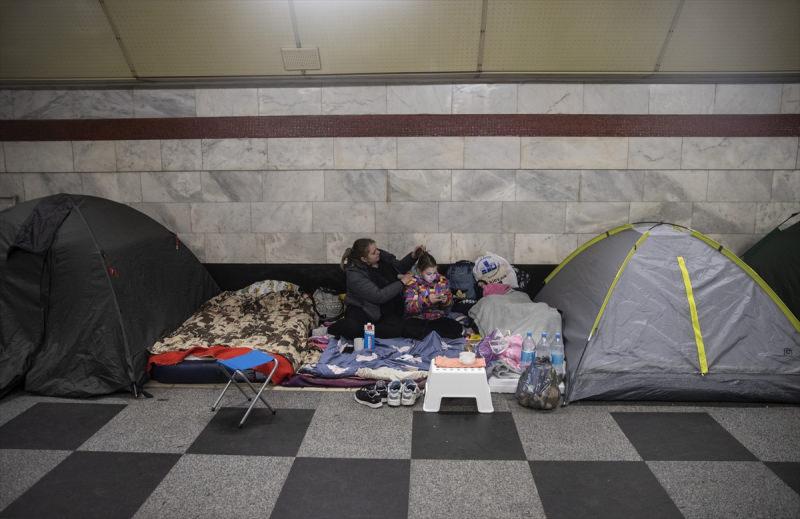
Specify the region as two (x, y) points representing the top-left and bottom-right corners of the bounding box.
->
(354, 380), (389, 408)
(386, 379), (421, 407)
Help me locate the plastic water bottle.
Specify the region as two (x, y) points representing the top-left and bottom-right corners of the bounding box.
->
(535, 331), (550, 362)
(550, 332), (565, 380)
(363, 322), (375, 351)
(520, 332), (535, 369)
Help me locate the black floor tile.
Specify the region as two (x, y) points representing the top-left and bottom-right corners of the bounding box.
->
(270, 457), (409, 519)
(411, 411), (526, 460)
(0, 403), (125, 450)
(611, 412), (757, 461)
(766, 462), (800, 495)
(530, 461), (683, 519)
(187, 407), (314, 456)
(0, 451), (180, 519)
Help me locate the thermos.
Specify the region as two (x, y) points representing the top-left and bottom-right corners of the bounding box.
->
(364, 322), (375, 351)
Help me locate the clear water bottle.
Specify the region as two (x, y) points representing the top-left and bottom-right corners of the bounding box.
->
(550, 332), (565, 380)
(535, 331), (550, 362)
(520, 331), (535, 370)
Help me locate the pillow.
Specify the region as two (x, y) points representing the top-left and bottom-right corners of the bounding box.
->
(237, 279), (300, 297)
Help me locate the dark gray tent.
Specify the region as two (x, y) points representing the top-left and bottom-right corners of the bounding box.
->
(0, 194), (219, 398)
(535, 223), (800, 403)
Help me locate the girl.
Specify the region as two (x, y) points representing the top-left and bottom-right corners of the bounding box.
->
(402, 252), (463, 339)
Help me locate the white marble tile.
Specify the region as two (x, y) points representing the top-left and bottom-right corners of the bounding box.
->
(682, 138), (797, 170)
(755, 202), (799, 233)
(438, 202), (501, 232)
(23, 173), (82, 199)
(202, 138), (267, 170)
(205, 233), (265, 262)
(115, 140), (161, 171)
(13, 90), (75, 119)
(649, 85), (715, 114)
(514, 234), (578, 264)
(463, 137), (520, 169)
(268, 138), (333, 170)
(502, 202), (566, 233)
(521, 137), (628, 169)
(628, 138), (682, 169)
(565, 202), (629, 233)
(516, 170), (580, 201)
(141, 171), (203, 202)
(643, 170), (708, 202)
(388, 170), (451, 202)
(629, 202), (692, 226)
(580, 170), (644, 201)
(325, 233), (390, 263)
(130, 203), (191, 233)
(781, 84), (800, 114)
(195, 88), (258, 116)
(264, 233), (325, 263)
(262, 170), (324, 201)
(0, 174), (24, 200)
(312, 202), (374, 232)
(5, 141), (73, 172)
(705, 233), (762, 255)
(692, 202), (756, 233)
(324, 170), (387, 201)
(517, 84), (583, 114)
(72, 141), (116, 172)
(397, 137), (464, 169)
(375, 202), (438, 233)
(258, 87), (321, 115)
(0, 90), (13, 119)
(81, 173), (142, 202)
(451, 233), (514, 262)
(334, 138), (396, 169)
(771, 170), (800, 201)
(451, 169), (515, 201)
(714, 84), (782, 114)
(202, 171), (262, 202)
(387, 85), (452, 114)
(133, 89), (196, 117)
(584, 85), (649, 114)
(386, 233), (452, 263)
(177, 233), (205, 262)
(252, 202), (312, 232)
(74, 90), (133, 118)
(190, 202), (251, 232)
(707, 170), (772, 202)
(452, 84), (517, 114)
(322, 86), (386, 115)
(161, 140), (202, 171)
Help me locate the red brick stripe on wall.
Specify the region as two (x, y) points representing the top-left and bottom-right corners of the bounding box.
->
(1, 114), (798, 141)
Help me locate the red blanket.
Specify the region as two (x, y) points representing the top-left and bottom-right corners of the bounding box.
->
(147, 346), (294, 384)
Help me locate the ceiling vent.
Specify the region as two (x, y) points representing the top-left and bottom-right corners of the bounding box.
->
(281, 47), (321, 71)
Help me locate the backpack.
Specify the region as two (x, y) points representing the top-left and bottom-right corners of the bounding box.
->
(515, 360), (560, 410)
(311, 287), (344, 322)
(446, 260), (478, 300)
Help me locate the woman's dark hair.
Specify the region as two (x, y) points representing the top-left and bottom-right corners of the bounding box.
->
(416, 251), (437, 272)
(340, 238), (376, 270)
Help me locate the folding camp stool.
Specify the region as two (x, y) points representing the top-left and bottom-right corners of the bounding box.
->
(423, 359), (494, 413)
(211, 350), (278, 427)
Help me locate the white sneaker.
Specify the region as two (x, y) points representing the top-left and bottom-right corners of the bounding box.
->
(400, 379), (421, 406)
(387, 380), (402, 407)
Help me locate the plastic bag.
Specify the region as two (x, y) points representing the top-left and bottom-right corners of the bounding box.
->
(515, 360), (560, 410)
(312, 287), (344, 322)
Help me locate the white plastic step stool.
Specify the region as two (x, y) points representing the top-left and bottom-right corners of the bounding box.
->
(423, 359), (494, 413)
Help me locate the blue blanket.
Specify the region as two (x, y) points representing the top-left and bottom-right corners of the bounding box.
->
(299, 332), (466, 378)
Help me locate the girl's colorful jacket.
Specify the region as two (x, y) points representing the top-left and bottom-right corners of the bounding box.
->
(403, 273), (453, 319)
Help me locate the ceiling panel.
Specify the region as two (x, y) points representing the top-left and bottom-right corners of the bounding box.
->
(0, 0), (132, 79)
(104, 0), (298, 77)
(294, 0), (483, 74)
(660, 0), (800, 72)
(483, 0), (681, 73)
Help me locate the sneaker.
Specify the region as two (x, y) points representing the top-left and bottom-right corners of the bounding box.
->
(373, 380), (389, 403)
(387, 380), (402, 407)
(354, 386), (383, 408)
(400, 379), (421, 406)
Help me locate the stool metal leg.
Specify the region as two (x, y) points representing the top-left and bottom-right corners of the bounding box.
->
(211, 366), (252, 411)
(238, 361), (279, 427)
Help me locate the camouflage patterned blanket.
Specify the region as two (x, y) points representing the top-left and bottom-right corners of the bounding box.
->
(149, 290), (321, 369)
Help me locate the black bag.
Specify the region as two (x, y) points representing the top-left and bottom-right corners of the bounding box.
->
(515, 360), (560, 410)
(311, 287), (344, 322)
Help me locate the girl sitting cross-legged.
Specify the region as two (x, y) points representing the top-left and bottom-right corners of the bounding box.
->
(402, 252), (463, 339)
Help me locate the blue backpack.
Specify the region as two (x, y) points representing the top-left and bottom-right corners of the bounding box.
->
(447, 261), (478, 300)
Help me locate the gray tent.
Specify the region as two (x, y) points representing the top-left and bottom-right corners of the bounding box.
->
(534, 223), (800, 403)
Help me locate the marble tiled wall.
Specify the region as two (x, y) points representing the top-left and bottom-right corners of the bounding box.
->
(1, 83), (799, 264)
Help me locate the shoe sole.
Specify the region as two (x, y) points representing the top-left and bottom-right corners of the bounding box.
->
(387, 395), (402, 407)
(354, 393), (382, 408)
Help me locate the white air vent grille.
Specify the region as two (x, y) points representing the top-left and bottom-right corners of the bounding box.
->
(281, 47), (321, 71)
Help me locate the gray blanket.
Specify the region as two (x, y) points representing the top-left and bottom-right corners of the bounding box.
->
(469, 291), (562, 337)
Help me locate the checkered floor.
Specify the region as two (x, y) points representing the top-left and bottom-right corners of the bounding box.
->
(1, 387), (798, 519)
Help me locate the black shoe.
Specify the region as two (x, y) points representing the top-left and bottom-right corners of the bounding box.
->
(372, 380), (389, 402)
(354, 386), (383, 408)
